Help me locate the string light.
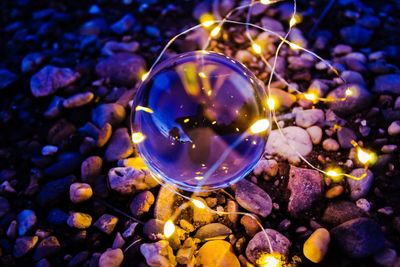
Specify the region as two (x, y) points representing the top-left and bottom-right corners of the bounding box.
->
(131, 132), (145, 144)
(252, 43), (262, 54)
(210, 26), (221, 37)
(325, 167), (344, 182)
(200, 13), (215, 28)
(135, 106), (154, 114)
(304, 93), (317, 102)
(289, 17), (297, 27)
(289, 42), (301, 50)
(267, 97), (277, 110)
(260, 0), (271, 4)
(163, 220), (175, 238)
(357, 148), (375, 165)
(249, 119), (270, 134)
(141, 71), (149, 81)
(345, 88), (353, 96)
(257, 254), (282, 267)
(192, 199), (206, 209)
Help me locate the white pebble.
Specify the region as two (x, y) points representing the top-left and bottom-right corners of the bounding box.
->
(356, 198), (371, 212)
(306, 126), (323, 145)
(388, 121), (400, 136)
(322, 138), (340, 152)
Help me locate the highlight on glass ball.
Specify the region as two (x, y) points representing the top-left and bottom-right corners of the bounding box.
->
(131, 51), (269, 191)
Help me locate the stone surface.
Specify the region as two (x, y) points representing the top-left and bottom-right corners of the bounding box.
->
(67, 212), (92, 229)
(240, 215), (261, 237)
(253, 159), (278, 179)
(246, 229), (291, 264)
(306, 126), (323, 145)
(99, 248), (124, 267)
(327, 84), (372, 116)
(63, 92), (94, 109)
(303, 228), (330, 263)
(197, 240), (240, 267)
(331, 218), (385, 258)
(92, 103), (126, 127)
(322, 200), (364, 226)
(295, 109), (324, 128)
(0, 196), (10, 218)
(373, 74), (400, 95)
(17, 209), (37, 236)
(322, 138), (340, 152)
(337, 126), (357, 149)
(105, 128), (133, 161)
(14, 236), (39, 258)
(108, 167), (157, 195)
(194, 223), (232, 241)
(140, 240), (176, 267)
(30, 66), (80, 97)
(129, 191), (155, 217)
(288, 166), (323, 217)
(340, 25), (373, 46)
(234, 179), (272, 218)
(154, 186), (176, 221)
(37, 176), (76, 208)
(388, 121), (400, 136)
(70, 183), (93, 203)
(348, 169), (374, 200)
(0, 69), (17, 89)
(33, 236), (61, 260)
(94, 214), (118, 234)
(266, 126), (313, 164)
(81, 156), (103, 183)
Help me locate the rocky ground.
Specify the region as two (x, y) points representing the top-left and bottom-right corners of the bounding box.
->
(1, 0), (400, 266)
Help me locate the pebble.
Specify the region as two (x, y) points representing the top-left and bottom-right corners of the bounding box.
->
(112, 232), (125, 249)
(234, 179), (272, 218)
(295, 109), (324, 128)
(81, 156), (103, 183)
(154, 186), (176, 221)
(95, 53), (145, 86)
(197, 240), (240, 267)
(108, 167), (157, 195)
(327, 84), (372, 116)
(122, 222), (138, 239)
(288, 166), (323, 217)
(94, 214), (118, 234)
(194, 223), (232, 241)
(63, 92), (94, 108)
(261, 17), (284, 33)
(67, 212), (92, 229)
(47, 209), (69, 225)
(192, 197), (215, 225)
(47, 120), (77, 145)
(7, 220), (18, 238)
(246, 229), (291, 264)
(322, 138), (340, 152)
(33, 236), (61, 260)
(143, 219), (165, 241)
(14, 236), (39, 258)
(17, 209), (37, 236)
(337, 126), (357, 149)
(240, 215), (260, 237)
(129, 191), (155, 217)
(377, 206), (394, 216)
(111, 14), (135, 35)
(140, 240), (176, 267)
(0, 69), (16, 90)
(41, 145), (58, 156)
(331, 218), (385, 258)
(44, 152), (82, 178)
(373, 248), (397, 267)
(333, 44), (352, 56)
(43, 96), (64, 118)
(70, 183), (92, 203)
(381, 144), (398, 153)
(348, 169), (374, 200)
(99, 248), (124, 267)
(21, 53), (46, 73)
(388, 121), (400, 136)
(325, 185), (344, 199)
(97, 123), (113, 147)
(373, 74), (400, 95)
(0, 196), (10, 217)
(303, 228), (330, 263)
(266, 126), (313, 164)
(105, 128), (133, 161)
(306, 126), (323, 145)
(341, 70), (365, 85)
(92, 103), (126, 127)
(253, 159), (278, 179)
(322, 200), (364, 225)
(36, 175), (76, 208)
(30, 66), (80, 97)
(270, 88), (297, 108)
(340, 25), (373, 46)
(68, 251), (90, 267)
(356, 198), (371, 212)
(102, 41), (139, 56)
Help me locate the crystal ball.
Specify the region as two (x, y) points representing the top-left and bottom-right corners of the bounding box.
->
(131, 51), (267, 191)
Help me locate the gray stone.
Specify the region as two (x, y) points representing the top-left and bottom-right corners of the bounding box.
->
(295, 109), (324, 128)
(140, 240), (176, 267)
(327, 84), (372, 116)
(105, 128), (133, 161)
(373, 74), (400, 95)
(348, 169), (374, 200)
(194, 223), (232, 241)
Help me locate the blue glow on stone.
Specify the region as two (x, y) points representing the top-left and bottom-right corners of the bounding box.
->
(131, 51), (267, 191)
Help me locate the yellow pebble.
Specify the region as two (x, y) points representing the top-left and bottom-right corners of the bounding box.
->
(303, 228), (330, 263)
(325, 185), (344, 199)
(67, 212), (92, 229)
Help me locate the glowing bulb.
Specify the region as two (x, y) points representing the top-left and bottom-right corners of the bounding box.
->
(257, 254), (282, 267)
(345, 88), (353, 96)
(249, 119), (270, 134)
(289, 17), (297, 27)
(326, 170), (340, 177)
(252, 43), (262, 54)
(141, 71), (149, 81)
(135, 105), (154, 114)
(199, 72), (207, 78)
(131, 132), (145, 144)
(163, 220), (175, 238)
(260, 0), (271, 4)
(289, 42), (301, 50)
(192, 199), (206, 209)
(200, 13), (215, 28)
(210, 26), (221, 37)
(357, 148), (373, 164)
(304, 93), (317, 102)
(267, 97), (276, 110)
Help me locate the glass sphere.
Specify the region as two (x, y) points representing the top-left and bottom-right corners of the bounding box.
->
(131, 51), (267, 191)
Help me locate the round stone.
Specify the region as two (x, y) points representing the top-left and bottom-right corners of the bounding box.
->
(131, 51), (267, 191)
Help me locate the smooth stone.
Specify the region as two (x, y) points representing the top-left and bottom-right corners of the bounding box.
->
(253, 159), (278, 180)
(92, 103), (126, 127)
(341, 70), (365, 85)
(81, 156), (103, 183)
(348, 169), (374, 200)
(102, 41), (139, 56)
(44, 152), (82, 178)
(67, 212), (92, 229)
(33, 236), (61, 260)
(303, 228), (330, 263)
(356, 198), (371, 212)
(17, 209), (37, 236)
(97, 123), (113, 147)
(270, 88), (296, 108)
(373, 248), (397, 267)
(95, 53), (145, 86)
(306, 126), (323, 145)
(70, 183), (92, 203)
(41, 145), (58, 156)
(154, 186), (176, 221)
(325, 185), (344, 199)
(129, 191), (155, 218)
(322, 138), (340, 152)
(94, 214), (118, 234)
(143, 219), (165, 241)
(108, 167), (157, 195)
(388, 121), (400, 136)
(337, 127), (357, 149)
(63, 92), (94, 108)
(333, 44), (352, 56)
(266, 126), (313, 164)
(261, 17), (284, 32)
(327, 84), (372, 116)
(68, 251), (90, 267)
(140, 240), (176, 267)
(105, 128), (133, 161)
(112, 232), (125, 249)
(22, 53), (45, 72)
(322, 200), (364, 226)
(47, 119), (77, 145)
(373, 74), (400, 95)
(99, 248), (124, 267)
(295, 109), (324, 128)
(194, 223), (232, 241)
(331, 218), (385, 258)
(110, 14), (135, 35)
(197, 240), (240, 267)
(340, 25), (373, 46)
(234, 179), (272, 218)
(30, 66), (80, 97)
(0, 69), (17, 89)
(14, 236), (39, 258)
(246, 229), (291, 264)
(0, 196), (10, 218)
(288, 166), (323, 217)
(240, 215), (261, 237)
(37, 176), (76, 208)
(46, 209), (69, 225)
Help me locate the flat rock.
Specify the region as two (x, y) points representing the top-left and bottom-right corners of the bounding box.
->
(295, 109), (324, 128)
(337, 126), (357, 149)
(331, 218), (385, 258)
(30, 66), (80, 97)
(327, 84), (372, 116)
(322, 200), (364, 226)
(108, 167), (157, 195)
(94, 214), (118, 234)
(266, 126), (313, 164)
(105, 128), (133, 161)
(234, 179), (272, 217)
(288, 166), (323, 217)
(129, 191), (155, 218)
(81, 156), (103, 184)
(194, 223), (232, 241)
(246, 229), (291, 264)
(347, 169), (374, 200)
(373, 74), (400, 95)
(197, 240), (240, 267)
(154, 186), (177, 221)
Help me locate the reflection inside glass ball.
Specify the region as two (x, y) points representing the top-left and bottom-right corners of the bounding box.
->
(131, 51), (267, 191)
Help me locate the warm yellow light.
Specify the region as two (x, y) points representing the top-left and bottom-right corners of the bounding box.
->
(325, 167), (344, 182)
(184, 118), (190, 123)
(326, 170), (340, 177)
(163, 220), (175, 238)
(257, 254), (282, 267)
(192, 199), (206, 209)
(260, 0), (271, 4)
(141, 72), (149, 81)
(195, 176), (204, 180)
(210, 26), (221, 37)
(131, 132), (145, 144)
(135, 105), (154, 114)
(345, 88), (353, 96)
(357, 148), (373, 164)
(289, 42), (301, 50)
(249, 119), (270, 134)
(304, 93), (317, 102)
(252, 43), (262, 54)
(200, 13), (215, 28)
(289, 17), (297, 27)
(267, 97), (277, 110)
(199, 72), (207, 78)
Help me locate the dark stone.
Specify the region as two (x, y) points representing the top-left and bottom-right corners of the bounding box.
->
(111, 14), (136, 35)
(33, 236), (61, 260)
(47, 209), (69, 225)
(44, 153), (82, 178)
(331, 218), (385, 258)
(0, 69), (17, 90)
(322, 201), (364, 226)
(340, 25), (373, 46)
(47, 119), (76, 145)
(0, 196), (10, 218)
(373, 74), (400, 95)
(143, 219), (164, 241)
(37, 176), (76, 208)
(327, 84), (372, 116)
(337, 127), (357, 149)
(67, 251), (90, 267)
(92, 103), (126, 127)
